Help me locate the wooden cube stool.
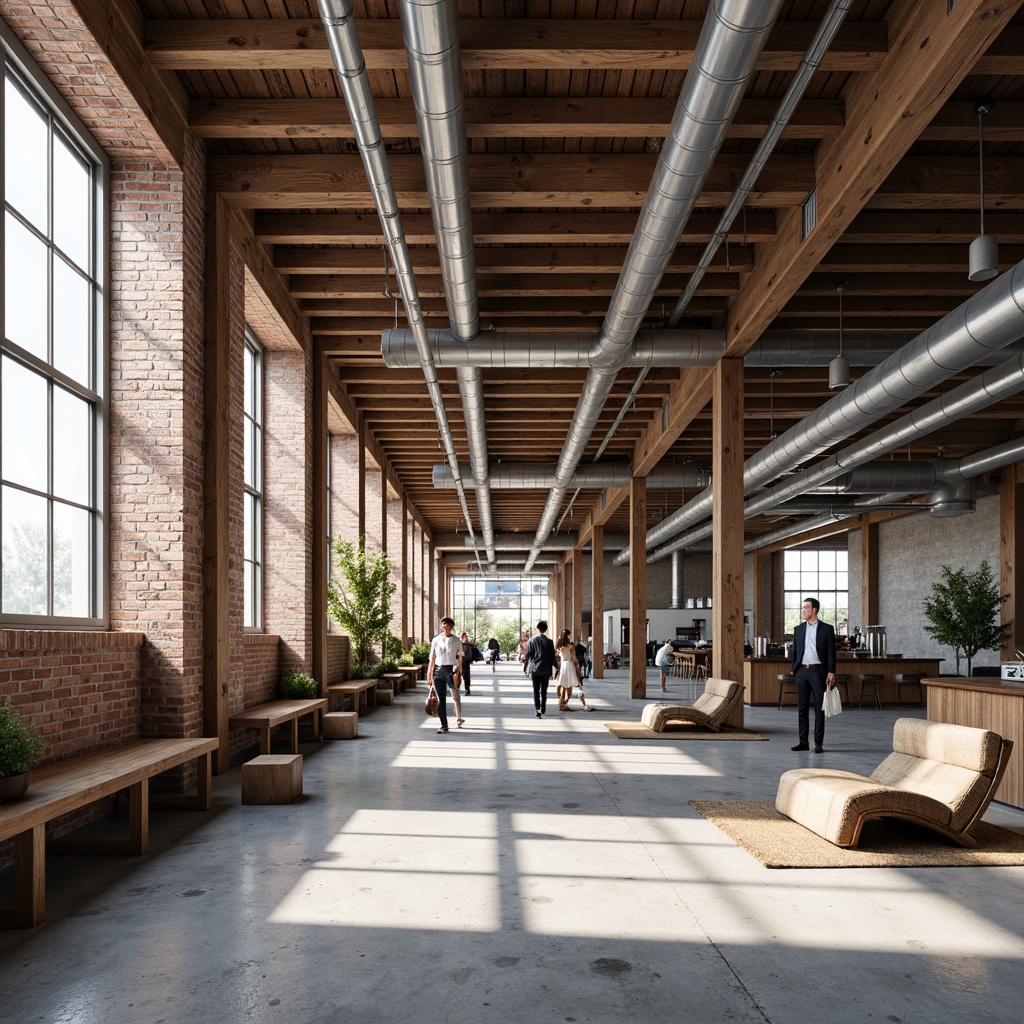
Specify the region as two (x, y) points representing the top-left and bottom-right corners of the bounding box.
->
(375, 683), (395, 705)
(242, 754), (302, 804)
(323, 711), (358, 739)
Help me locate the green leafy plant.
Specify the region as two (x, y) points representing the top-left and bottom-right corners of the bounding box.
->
(494, 619), (522, 656)
(374, 658), (398, 679)
(278, 670), (318, 699)
(397, 652), (414, 667)
(327, 537), (397, 665)
(349, 662), (372, 680)
(923, 560), (1011, 676)
(383, 631), (404, 662)
(408, 642), (431, 665)
(0, 696), (44, 779)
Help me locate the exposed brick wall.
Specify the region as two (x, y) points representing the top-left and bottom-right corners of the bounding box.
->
(263, 342), (313, 675)
(326, 633), (351, 685)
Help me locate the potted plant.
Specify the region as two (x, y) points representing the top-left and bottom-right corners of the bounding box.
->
(278, 670), (319, 700)
(922, 560), (1011, 676)
(0, 696), (44, 803)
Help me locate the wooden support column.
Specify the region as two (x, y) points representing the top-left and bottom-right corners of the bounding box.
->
(380, 464), (389, 553)
(712, 358), (744, 728)
(629, 476), (647, 700)
(203, 194), (235, 775)
(428, 538), (435, 628)
(561, 552), (573, 632)
(401, 494), (409, 647)
(312, 343), (328, 690)
(357, 421), (366, 541)
(1001, 465), (1024, 657)
(549, 568), (560, 628)
(421, 529), (428, 643)
(572, 544), (584, 642)
(592, 526), (604, 679)
(862, 521), (879, 628)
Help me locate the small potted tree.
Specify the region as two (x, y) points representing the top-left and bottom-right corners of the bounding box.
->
(0, 696), (44, 803)
(923, 560), (1011, 677)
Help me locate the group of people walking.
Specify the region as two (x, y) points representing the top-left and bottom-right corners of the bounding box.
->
(426, 618), (594, 734)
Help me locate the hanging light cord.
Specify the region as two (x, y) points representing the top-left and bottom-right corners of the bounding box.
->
(837, 280), (844, 358)
(978, 106), (986, 237)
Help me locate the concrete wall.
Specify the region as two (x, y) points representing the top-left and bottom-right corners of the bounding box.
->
(878, 495), (1001, 668)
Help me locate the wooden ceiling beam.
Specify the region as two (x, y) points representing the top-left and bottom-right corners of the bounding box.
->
(146, 19), (886, 72)
(841, 210), (1024, 243)
(189, 96), (844, 140)
(275, 244), (752, 276)
(208, 153), (813, 209)
(256, 210), (776, 245)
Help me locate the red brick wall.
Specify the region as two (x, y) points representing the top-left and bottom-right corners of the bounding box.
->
(326, 633), (351, 685)
(242, 634), (280, 710)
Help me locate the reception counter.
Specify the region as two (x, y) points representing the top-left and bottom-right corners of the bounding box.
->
(923, 676), (1024, 810)
(743, 656), (943, 706)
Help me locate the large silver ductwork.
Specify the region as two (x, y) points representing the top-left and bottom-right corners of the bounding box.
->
(316, 0), (483, 569)
(400, 0), (496, 568)
(433, 463), (711, 490)
(382, 328), (727, 368)
(623, 263), (1024, 565)
(521, 0), (785, 571)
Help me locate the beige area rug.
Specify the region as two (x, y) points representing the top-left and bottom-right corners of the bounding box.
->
(690, 800), (1024, 869)
(603, 722), (768, 741)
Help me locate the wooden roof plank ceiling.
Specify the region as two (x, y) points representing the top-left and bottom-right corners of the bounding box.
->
(133, 0), (1024, 553)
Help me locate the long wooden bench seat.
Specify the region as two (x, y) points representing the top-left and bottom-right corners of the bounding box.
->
(327, 680), (378, 714)
(380, 672), (406, 694)
(228, 698), (328, 755)
(397, 666), (420, 689)
(0, 736), (218, 928)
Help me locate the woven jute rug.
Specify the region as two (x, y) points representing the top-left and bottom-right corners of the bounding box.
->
(690, 800), (1024, 869)
(604, 722), (768, 741)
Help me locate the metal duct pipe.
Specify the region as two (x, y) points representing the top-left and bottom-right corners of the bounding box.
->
(666, 0), (853, 328)
(958, 434), (1024, 478)
(381, 328), (727, 369)
(433, 463), (711, 490)
(742, 514), (848, 553)
(647, 353), (1024, 562)
(316, 0), (483, 571)
(522, 0), (785, 571)
(455, 533), (629, 552)
(400, 0), (496, 566)
(670, 550), (685, 609)
(623, 264), (1024, 565)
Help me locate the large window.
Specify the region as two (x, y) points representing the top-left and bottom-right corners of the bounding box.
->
(783, 548), (849, 635)
(0, 30), (106, 625)
(243, 330), (263, 630)
(450, 575), (550, 642)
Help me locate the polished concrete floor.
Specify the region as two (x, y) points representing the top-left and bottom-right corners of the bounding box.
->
(2, 663), (1024, 1024)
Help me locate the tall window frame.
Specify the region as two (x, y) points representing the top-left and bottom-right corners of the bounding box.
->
(0, 21), (108, 627)
(783, 548), (849, 636)
(243, 329), (264, 631)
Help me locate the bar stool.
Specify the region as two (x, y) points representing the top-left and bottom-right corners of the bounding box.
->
(777, 673), (798, 709)
(895, 673), (924, 706)
(857, 673), (883, 709)
(833, 673), (852, 705)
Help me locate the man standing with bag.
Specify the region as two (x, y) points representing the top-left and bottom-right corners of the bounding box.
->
(523, 620), (557, 718)
(790, 597), (837, 754)
(427, 616), (464, 735)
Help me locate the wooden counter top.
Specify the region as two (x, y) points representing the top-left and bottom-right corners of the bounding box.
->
(922, 676), (1024, 698)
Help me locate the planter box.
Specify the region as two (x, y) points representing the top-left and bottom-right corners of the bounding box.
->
(1000, 662), (1024, 681)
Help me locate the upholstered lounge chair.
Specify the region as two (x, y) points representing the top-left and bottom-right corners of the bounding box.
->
(776, 718), (1013, 848)
(640, 678), (743, 733)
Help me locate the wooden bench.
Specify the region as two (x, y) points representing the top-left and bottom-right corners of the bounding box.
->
(0, 737), (218, 928)
(397, 666), (420, 689)
(228, 698), (327, 755)
(381, 672), (406, 694)
(327, 679), (378, 714)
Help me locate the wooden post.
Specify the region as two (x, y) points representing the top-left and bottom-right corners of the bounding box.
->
(862, 521), (879, 628)
(753, 549), (766, 638)
(629, 475), (647, 700)
(401, 493), (409, 646)
(380, 464), (389, 553)
(357, 420), (366, 541)
(573, 544), (584, 642)
(1001, 466), (1024, 658)
(312, 342), (328, 691)
(592, 525), (604, 679)
(712, 358), (744, 728)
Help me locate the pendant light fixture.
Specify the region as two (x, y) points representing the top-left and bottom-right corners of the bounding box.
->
(969, 100), (998, 282)
(828, 280), (850, 390)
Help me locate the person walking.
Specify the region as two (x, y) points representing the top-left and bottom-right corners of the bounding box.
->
(655, 638), (675, 693)
(487, 636), (500, 672)
(790, 597), (837, 754)
(459, 631), (480, 696)
(427, 616), (465, 734)
(523, 620), (557, 718)
(556, 628), (594, 711)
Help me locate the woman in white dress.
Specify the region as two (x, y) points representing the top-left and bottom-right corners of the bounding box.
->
(555, 629), (593, 711)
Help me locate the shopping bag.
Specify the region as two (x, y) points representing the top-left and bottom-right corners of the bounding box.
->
(822, 686), (842, 717)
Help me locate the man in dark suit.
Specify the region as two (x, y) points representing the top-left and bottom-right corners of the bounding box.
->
(523, 620), (557, 718)
(790, 597), (837, 753)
